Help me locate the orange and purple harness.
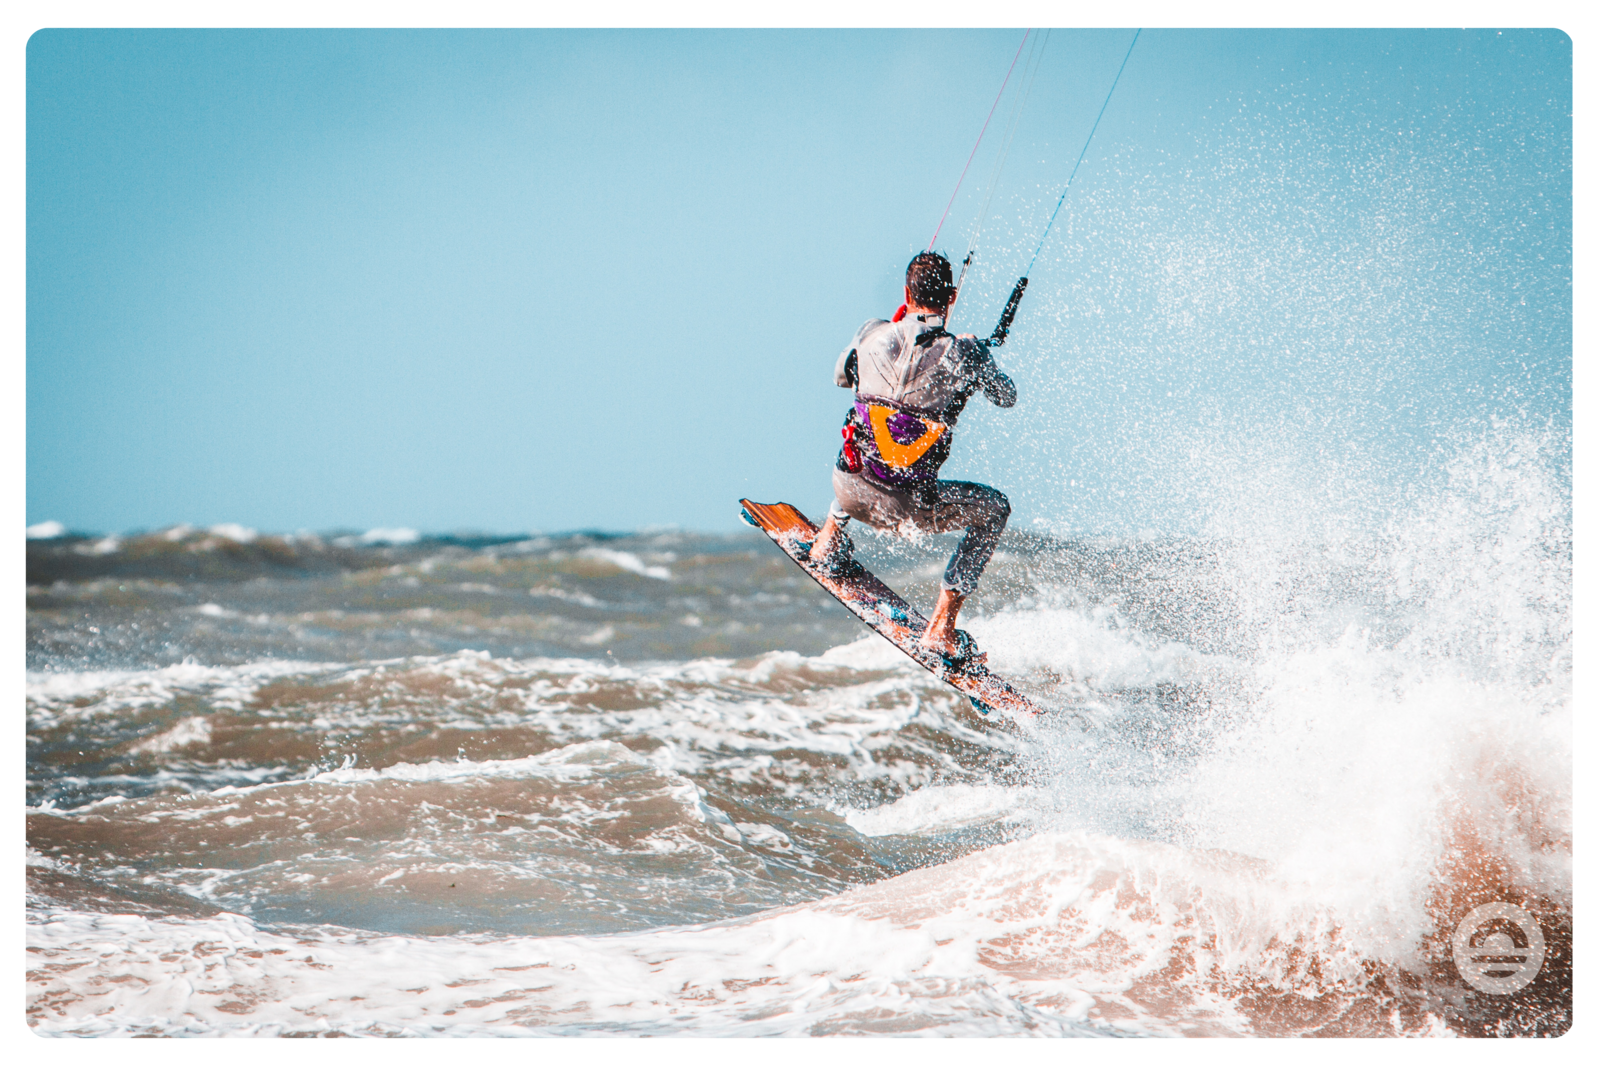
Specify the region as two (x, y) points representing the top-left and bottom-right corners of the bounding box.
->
(839, 396), (953, 489)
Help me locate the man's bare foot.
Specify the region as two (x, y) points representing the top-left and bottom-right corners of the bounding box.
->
(921, 589), (986, 663)
(806, 516), (853, 575)
(809, 515), (844, 560)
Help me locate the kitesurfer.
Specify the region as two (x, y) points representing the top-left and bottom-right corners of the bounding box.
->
(807, 251), (1016, 665)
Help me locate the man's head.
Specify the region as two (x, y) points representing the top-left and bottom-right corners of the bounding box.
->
(905, 252), (956, 314)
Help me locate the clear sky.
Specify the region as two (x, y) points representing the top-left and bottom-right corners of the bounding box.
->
(26, 28), (1571, 536)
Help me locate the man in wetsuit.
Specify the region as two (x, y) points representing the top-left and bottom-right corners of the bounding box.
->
(807, 251), (1016, 664)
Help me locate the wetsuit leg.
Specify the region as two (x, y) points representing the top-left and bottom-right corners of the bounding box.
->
(832, 470), (1010, 594)
(929, 481), (1011, 595)
(831, 469), (912, 530)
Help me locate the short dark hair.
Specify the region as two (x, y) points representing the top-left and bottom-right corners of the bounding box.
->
(906, 252), (955, 310)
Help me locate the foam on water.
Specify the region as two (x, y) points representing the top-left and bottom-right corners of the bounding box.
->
(1170, 426), (1572, 979)
(29, 828), (1474, 1037)
(28, 520), (67, 539)
(576, 546), (673, 581)
(26, 425), (1569, 1036)
(843, 784), (1044, 838)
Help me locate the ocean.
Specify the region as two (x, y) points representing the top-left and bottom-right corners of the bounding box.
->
(25, 429), (1570, 1037)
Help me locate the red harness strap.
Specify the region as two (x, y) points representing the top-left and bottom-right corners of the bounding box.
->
(841, 424), (862, 473)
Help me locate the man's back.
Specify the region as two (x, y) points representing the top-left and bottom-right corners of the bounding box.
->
(836, 314), (1015, 422)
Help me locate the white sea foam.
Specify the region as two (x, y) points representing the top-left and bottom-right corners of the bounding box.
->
(1172, 435), (1569, 966)
(24, 646), (1004, 812)
(75, 535), (121, 555)
(529, 584), (605, 607)
(1177, 635), (1570, 966)
(207, 523), (258, 543)
(28, 829), (1455, 1037)
(130, 716), (214, 754)
(972, 604), (1224, 690)
(844, 784), (1043, 837)
(1011, 424), (1575, 979)
(356, 527), (421, 545)
(818, 632), (908, 670)
(25, 658), (337, 729)
(292, 739), (649, 789)
(577, 546), (672, 580)
(26, 520), (65, 539)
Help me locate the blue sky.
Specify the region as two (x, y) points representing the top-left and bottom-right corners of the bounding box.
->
(26, 29), (1571, 536)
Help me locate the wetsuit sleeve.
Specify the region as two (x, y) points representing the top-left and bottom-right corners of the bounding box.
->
(961, 338), (1017, 408)
(835, 319), (883, 389)
(834, 348), (857, 388)
(983, 363), (1017, 408)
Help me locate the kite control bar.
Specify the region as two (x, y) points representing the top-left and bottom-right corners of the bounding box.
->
(987, 276), (1028, 347)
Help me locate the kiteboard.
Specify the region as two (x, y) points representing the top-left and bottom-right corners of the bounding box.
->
(739, 498), (1040, 719)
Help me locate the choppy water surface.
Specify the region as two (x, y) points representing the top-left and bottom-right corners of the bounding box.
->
(26, 431), (1570, 1037)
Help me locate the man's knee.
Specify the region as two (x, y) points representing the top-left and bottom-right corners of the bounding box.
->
(990, 490), (1011, 526)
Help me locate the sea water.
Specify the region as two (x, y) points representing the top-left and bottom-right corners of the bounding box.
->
(25, 426), (1569, 1037)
